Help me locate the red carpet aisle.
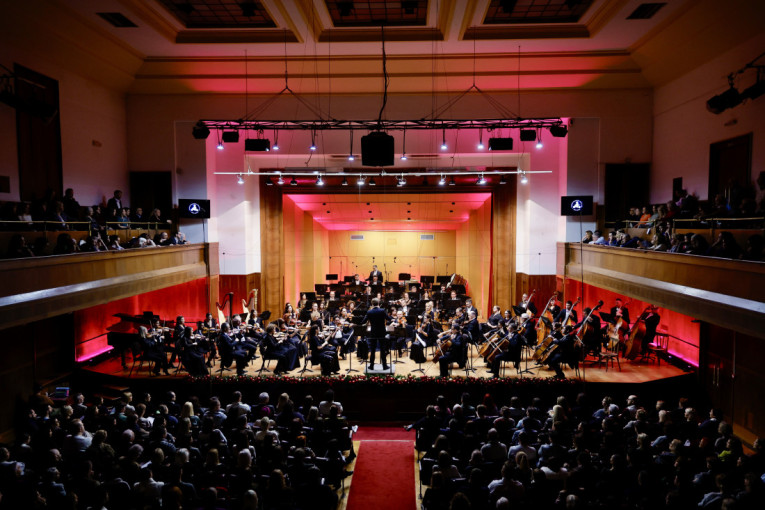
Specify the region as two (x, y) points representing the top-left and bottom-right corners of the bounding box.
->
(345, 426), (416, 510)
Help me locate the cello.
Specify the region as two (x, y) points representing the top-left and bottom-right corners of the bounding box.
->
(624, 306), (649, 360)
(536, 292), (558, 344)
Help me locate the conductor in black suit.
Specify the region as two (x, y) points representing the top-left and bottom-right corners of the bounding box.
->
(368, 265), (383, 282)
(362, 298), (389, 370)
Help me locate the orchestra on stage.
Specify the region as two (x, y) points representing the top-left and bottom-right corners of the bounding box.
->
(109, 267), (663, 379)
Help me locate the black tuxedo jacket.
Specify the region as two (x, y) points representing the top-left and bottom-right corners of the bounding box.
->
(363, 307), (388, 338)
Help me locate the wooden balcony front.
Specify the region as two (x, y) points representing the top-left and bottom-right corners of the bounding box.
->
(557, 243), (765, 339)
(0, 243), (219, 329)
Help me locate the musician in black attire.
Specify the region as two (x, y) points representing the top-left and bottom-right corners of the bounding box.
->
(464, 298), (477, 318)
(263, 324), (299, 374)
(178, 326), (208, 376)
(230, 316), (258, 359)
(463, 310), (481, 345)
(307, 325), (340, 376)
(368, 265), (383, 282)
(547, 325), (580, 379)
(438, 322), (465, 377)
(489, 322), (523, 377)
(546, 301), (561, 321)
(554, 300), (578, 325)
(519, 313), (537, 346)
(483, 305), (503, 333)
(170, 315), (186, 366)
(411, 316), (434, 364)
(139, 326), (171, 376)
(610, 298), (631, 327)
(362, 298), (390, 370)
(218, 322), (251, 376)
(575, 307), (603, 356)
(641, 305), (661, 354)
(518, 293), (538, 316)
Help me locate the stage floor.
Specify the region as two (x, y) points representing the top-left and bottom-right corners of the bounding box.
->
(84, 348), (690, 384)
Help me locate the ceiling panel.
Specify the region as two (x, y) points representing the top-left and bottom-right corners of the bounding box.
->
(484, 0), (594, 25)
(326, 0), (428, 27)
(156, 0), (276, 28)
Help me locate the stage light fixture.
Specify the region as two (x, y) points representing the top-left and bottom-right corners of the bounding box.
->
(361, 131), (394, 166)
(520, 129), (536, 142)
(449, 177), (456, 186)
(488, 137), (513, 151)
(520, 171), (528, 185)
(440, 129), (447, 150)
(397, 174), (407, 187)
(550, 125), (568, 137)
(357, 175), (365, 186)
(536, 129), (543, 149)
(341, 177), (348, 186)
(316, 175), (324, 186)
(277, 175), (284, 185)
(309, 129), (317, 151)
(401, 125), (408, 161)
(192, 122), (210, 140)
(237, 174), (245, 185)
(439, 174), (446, 186)
(706, 86), (743, 114)
(477, 128), (484, 150)
(216, 131), (224, 150)
(477, 174), (487, 185)
(266, 178), (274, 186)
(348, 154), (355, 161)
(500, 175), (507, 185)
(222, 131), (240, 143)
(290, 176), (298, 186)
(272, 130), (279, 150)
(369, 177), (377, 186)
(348, 130), (355, 161)
(400, 154), (408, 161)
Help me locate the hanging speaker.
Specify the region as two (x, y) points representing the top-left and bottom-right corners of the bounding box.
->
(361, 131), (394, 166)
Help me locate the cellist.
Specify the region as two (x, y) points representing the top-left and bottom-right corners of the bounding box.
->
(546, 325), (580, 379)
(575, 307), (603, 356)
(437, 321), (465, 377)
(488, 322), (523, 378)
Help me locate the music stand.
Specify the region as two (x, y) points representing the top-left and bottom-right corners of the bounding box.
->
(420, 275), (434, 289)
(398, 273), (411, 281)
(436, 275), (451, 285)
(411, 333), (428, 374)
(347, 325), (367, 374)
(304, 292), (317, 301)
(388, 326), (407, 364)
(325, 274), (338, 281)
(343, 276), (355, 283)
(512, 305), (527, 318)
(314, 284), (328, 295)
(450, 284), (466, 295)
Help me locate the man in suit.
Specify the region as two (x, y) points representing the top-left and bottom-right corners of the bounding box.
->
(106, 190), (123, 219)
(352, 274), (364, 287)
(438, 322), (465, 377)
(554, 300), (578, 325)
(362, 298), (389, 370)
(547, 325), (580, 379)
(575, 307), (602, 356)
(217, 322), (250, 376)
(610, 298), (631, 327)
(463, 309), (481, 345)
(368, 264), (383, 282)
(464, 298), (478, 318)
(489, 322), (523, 377)
(518, 293), (538, 316)
(641, 305), (661, 354)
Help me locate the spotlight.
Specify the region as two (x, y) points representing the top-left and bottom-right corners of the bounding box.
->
(477, 174), (486, 185)
(237, 174), (245, 185)
(316, 175), (324, 186)
(272, 143), (279, 151)
(520, 171), (528, 185)
(550, 125), (568, 137)
(222, 131), (239, 143)
(192, 122), (210, 140)
(341, 177), (348, 186)
(272, 130), (279, 150)
(277, 175), (284, 185)
(309, 129), (317, 151)
(357, 176), (365, 186)
(266, 178), (274, 186)
(477, 128), (484, 149)
(448, 177), (456, 186)
(348, 154), (355, 161)
(520, 129), (536, 142)
(441, 128), (448, 150)
(397, 175), (407, 187)
(400, 154), (408, 161)
(290, 176), (298, 186)
(217, 141), (224, 150)
(369, 177), (377, 186)
(500, 175), (507, 185)
(309, 143), (317, 151)
(707, 86), (743, 114)
(536, 140), (543, 149)
(439, 175), (446, 186)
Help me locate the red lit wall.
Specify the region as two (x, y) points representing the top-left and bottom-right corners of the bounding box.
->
(563, 278), (700, 366)
(73, 278), (209, 362)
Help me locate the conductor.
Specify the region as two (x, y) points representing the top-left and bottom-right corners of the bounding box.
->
(362, 298), (389, 370)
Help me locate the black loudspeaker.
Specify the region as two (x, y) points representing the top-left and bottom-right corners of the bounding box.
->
(245, 139), (270, 151)
(550, 125), (568, 137)
(488, 137), (513, 150)
(222, 131), (240, 143)
(361, 131), (394, 166)
(192, 122), (210, 139)
(520, 129), (536, 142)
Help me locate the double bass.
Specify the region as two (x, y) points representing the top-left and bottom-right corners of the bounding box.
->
(607, 298), (630, 350)
(536, 292), (558, 344)
(624, 306), (649, 360)
(576, 300), (604, 357)
(564, 297), (581, 327)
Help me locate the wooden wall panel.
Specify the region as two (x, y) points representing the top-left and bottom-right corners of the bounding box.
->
(219, 273), (262, 315)
(491, 180), (517, 314)
(260, 180), (284, 318)
(515, 273), (557, 311)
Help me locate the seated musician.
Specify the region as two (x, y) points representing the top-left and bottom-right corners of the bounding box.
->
(284, 303), (297, 322)
(489, 322), (523, 377)
(230, 316), (258, 358)
(518, 293), (538, 316)
(298, 293), (308, 310)
(331, 316), (354, 359)
(575, 308), (603, 356)
(328, 290), (337, 301)
(178, 326), (208, 376)
(554, 300), (578, 325)
(399, 292), (412, 311)
(547, 301), (561, 321)
(261, 324), (296, 375)
(463, 309), (481, 345)
(307, 325), (340, 376)
(501, 309), (513, 328)
(194, 321), (216, 368)
(412, 316), (436, 363)
(519, 313), (537, 346)
(370, 275), (381, 287)
(610, 298), (631, 329)
(483, 305), (503, 333)
(352, 274), (364, 286)
(438, 321), (465, 377)
(202, 313), (218, 330)
(453, 307), (466, 325)
(171, 315), (186, 367)
(641, 305), (661, 354)
(347, 300), (357, 314)
(388, 309), (409, 355)
(547, 325), (581, 379)
(277, 318), (306, 359)
(217, 322), (251, 376)
(464, 298), (477, 318)
(423, 300), (436, 321)
(139, 326), (171, 376)
(319, 301), (331, 325)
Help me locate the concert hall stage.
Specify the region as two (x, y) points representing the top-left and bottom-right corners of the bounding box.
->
(77, 350), (697, 422)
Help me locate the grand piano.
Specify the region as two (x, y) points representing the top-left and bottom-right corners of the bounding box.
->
(107, 312), (163, 368)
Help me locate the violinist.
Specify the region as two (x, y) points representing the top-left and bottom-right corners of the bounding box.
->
(463, 309), (481, 345)
(518, 313), (537, 346)
(230, 316), (258, 359)
(202, 312), (218, 331)
(170, 315), (186, 367)
(178, 326), (208, 376)
(277, 318), (306, 359)
(390, 309), (409, 356)
(489, 322), (523, 378)
(319, 301), (331, 325)
(139, 325), (171, 376)
(518, 293), (538, 316)
(261, 324), (295, 375)
(298, 293), (308, 311)
(308, 324), (340, 376)
(575, 307), (603, 356)
(194, 321), (216, 368)
(547, 325), (580, 379)
(332, 316), (355, 360)
(412, 316), (436, 363)
(554, 300), (578, 325)
(399, 292), (412, 309)
(438, 321), (465, 377)
(423, 300), (436, 321)
(284, 303), (298, 322)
